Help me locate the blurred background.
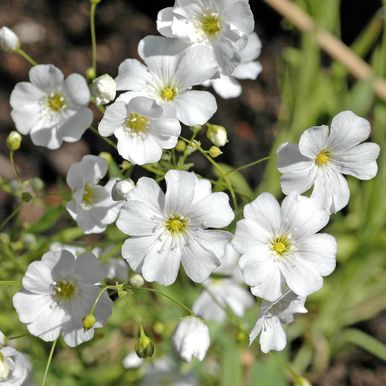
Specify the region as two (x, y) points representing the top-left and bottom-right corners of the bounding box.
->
(0, 0), (385, 385)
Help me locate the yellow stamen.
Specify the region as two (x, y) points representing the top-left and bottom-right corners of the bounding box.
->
(200, 13), (222, 37)
(82, 184), (95, 204)
(46, 92), (66, 112)
(125, 112), (150, 133)
(315, 150), (330, 166)
(54, 280), (76, 300)
(160, 87), (177, 102)
(165, 215), (188, 234)
(271, 235), (291, 256)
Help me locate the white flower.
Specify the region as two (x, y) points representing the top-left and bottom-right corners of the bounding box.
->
(157, 0), (254, 75)
(10, 64), (93, 149)
(112, 179), (136, 201)
(172, 316), (210, 362)
(66, 155), (121, 234)
(205, 32), (262, 99)
(193, 243), (254, 322)
(0, 26), (20, 51)
(141, 357), (197, 386)
(99, 96), (181, 164)
(0, 346), (30, 385)
(206, 124), (228, 147)
(117, 170), (234, 285)
(92, 74), (117, 105)
(232, 192), (337, 301)
(13, 249), (113, 347)
(115, 36), (218, 126)
(122, 352), (143, 369)
(277, 111), (380, 214)
(249, 291), (307, 353)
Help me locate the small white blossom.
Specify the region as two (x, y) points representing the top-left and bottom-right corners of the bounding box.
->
(172, 316), (210, 362)
(206, 124), (228, 147)
(233, 192), (337, 301)
(117, 170), (234, 285)
(205, 33), (262, 99)
(66, 155), (121, 234)
(92, 74), (117, 105)
(99, 96), (181, 164)
(13, 249), (113, 347)
(0, 346), (30, 385)
(277, 111), (380, 213)
(115, 36), (218, 126)
(193, 243), (254, 322)
(10, 64), (93, 149)
(0, 26), (20, 51)
(112, 179), (136, 201)
(157, 0), (254, 75)
(122, 352), (143, 369)
(249, 291), (307, 353)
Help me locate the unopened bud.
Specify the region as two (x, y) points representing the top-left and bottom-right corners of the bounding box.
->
(6, 131), (22, 151)
(208, 146), (222, 158)
(92, 74), (117, 105)
(206, 124), (228, 147)
(129, 274), (144, 288)
(99, 152), (112, 163)
(135, 328), (155, 359)
(112, 179), (135, 201)
(21, 192), (32, 202)
(175, 139), (186, 152)
(294, 377), (312, 386)
(85, 67), (96, 81)
(0, 27), (20, 51)
(30, 177), (44, 192)
(83, 314), (96, 331)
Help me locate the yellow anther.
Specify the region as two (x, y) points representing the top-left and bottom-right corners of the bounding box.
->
(200, 14), (221, 37)
(315, 150), (330, 166)
(47, 92), (66, 112)
(165, 215), (188, 234)
(125, 112), (150, 133)
(161, 87), (177, 102)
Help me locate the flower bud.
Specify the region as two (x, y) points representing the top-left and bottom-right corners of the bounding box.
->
(30, 177), (44, 192)
(175, 139), (186, 152)
(82, 314), (96, 331)
(6, 131), (22, 151)
(92, 74), (117, 105)
(21, 192), (32, 202)
(208, 146), (222, 158)
(294, 377), (312, 386)
(0, 27), (20, 51)
(129, 274), (144, 288)
(85, 67), (96, 81)
(206, 124), (228, 147)
(135, 328), (155, 359)
(112, 179), (135, 201)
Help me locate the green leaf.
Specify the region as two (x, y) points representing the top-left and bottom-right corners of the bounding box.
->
(26, 205), (64, 233)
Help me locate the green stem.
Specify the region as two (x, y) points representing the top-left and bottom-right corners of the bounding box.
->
(89, 285), (116, 315)
(225, 156), (272, 176)
(89, 126), (117, 150)
(7, 332), (30, 340)
(0, 280), (19, 285)
(132, 286), (195, 316)
(0, 204), (22, 231)
(9, 151), (22, 182)
(15, 48), (37, 66)
(41, 339), (57, 386)
(90, 1), (98, 77)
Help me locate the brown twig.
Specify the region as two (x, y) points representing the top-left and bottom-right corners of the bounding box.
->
(264, 0), (386, 102)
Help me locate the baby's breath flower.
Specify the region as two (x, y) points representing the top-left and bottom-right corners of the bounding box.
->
(92, 74), (117, 105)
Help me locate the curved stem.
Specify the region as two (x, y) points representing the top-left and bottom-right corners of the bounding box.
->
(7, 332), (30, 340)
(90, 1), (98, 77)
(89, 126), (117, 150)
(132, 286), (195, 316)
(225, 156), (272, 176)
(41, 339), (57, 386)
(89, 285), (116, 315)
(0, 204), (22, 231)
(15, 48), (37, 66)
(9, 151), (22, 182)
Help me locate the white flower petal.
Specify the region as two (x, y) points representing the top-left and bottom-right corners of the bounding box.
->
(98, 101), (127, 136)
(61, 108), (93, 142)
(64, 73), (90, 106)
(298, 125), (330, 159)
(115, 59), (152, 91)
(211, 75), (242, 99)
(121, 235), (157, 272)
(29, 64), (64, 92)
(259, 317), (286, 353)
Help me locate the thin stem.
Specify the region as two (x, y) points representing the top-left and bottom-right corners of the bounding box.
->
(9, 151), (22, 182)
(0, 204), (22, 231)
(225, 156), (272, 176)
(90, 1), (98, 77)
(15, 48), (37, 66)
(132, 286), (195, 316)
(89, 126), (117, 150)
(7, 332), (30, 340)
(0, 280), (19, 285)
(89, 285), (116, 315)
(41, 339), (57, 386)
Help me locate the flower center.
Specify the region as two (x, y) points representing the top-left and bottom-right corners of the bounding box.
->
(82, 184), (95, 205)
(46, 92), (66, 112)
(270, 235), (291, 257)
(125, 112), (150, 134)
(165, 215), (188, 234)
(160, 87), (177, 102)
(54, 280), (76, 300)
(200, 13), (222, 38)
(315, 150), (330, 166)
(0, 353), (10, 381)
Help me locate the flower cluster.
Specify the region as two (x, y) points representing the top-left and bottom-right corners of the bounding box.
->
(1, 0), (381, 382)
